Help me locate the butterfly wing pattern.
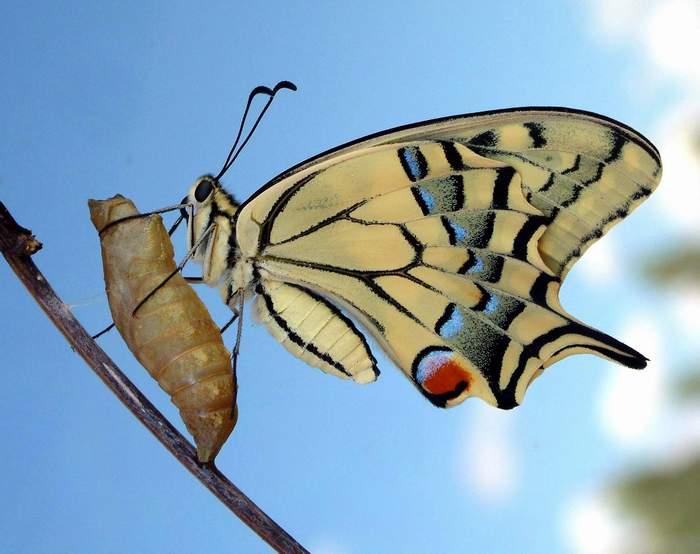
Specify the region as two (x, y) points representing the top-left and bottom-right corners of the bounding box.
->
(236, 108), (661, 409)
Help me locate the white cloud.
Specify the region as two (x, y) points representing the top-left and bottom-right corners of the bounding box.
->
(576, 234), (620, 285)
(670, 287), (700, 341)
(644, 0), (700, 87)
(563, 490), (648, 554)
(653, 105), (700, 233)
(656, 405), (700, 465)
(598, 315), (667, 448)
(584, 0), (650, 41)
(584, 0), (700, 89)
(456, 406), (517, 504)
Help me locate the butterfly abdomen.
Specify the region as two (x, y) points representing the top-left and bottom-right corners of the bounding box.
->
(89, 195), (237, 462)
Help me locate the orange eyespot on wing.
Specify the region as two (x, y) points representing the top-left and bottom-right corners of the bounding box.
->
(412, 346), (472, 406)
(89, 195), (237, 463)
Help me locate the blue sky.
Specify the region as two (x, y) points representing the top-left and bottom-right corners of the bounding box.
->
(2, 1), (694, 553)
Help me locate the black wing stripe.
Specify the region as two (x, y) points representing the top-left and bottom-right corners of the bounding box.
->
(561, 154), (581, 174)
(258, 172), (319, 249)
(538, 173), (556, 194)
(558, 183), (653, 269)
(512, 217), (544, 259)
(492, 167), (514, 209)
(604, 133), (626, 163)
(411, 186), (432, 216)
(469, 130), (498, 148)
(523, 122), (547, 148)
(440, 140), (466, 170)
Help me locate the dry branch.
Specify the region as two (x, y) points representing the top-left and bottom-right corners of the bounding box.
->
(0, 201), (309, 554)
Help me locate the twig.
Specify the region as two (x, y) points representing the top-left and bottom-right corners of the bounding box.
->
(0, 201), (309, 554)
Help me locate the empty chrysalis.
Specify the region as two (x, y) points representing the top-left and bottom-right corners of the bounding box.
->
(89, 195), (237, 462)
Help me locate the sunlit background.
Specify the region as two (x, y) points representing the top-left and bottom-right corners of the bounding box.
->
(1, 1), (698, 552)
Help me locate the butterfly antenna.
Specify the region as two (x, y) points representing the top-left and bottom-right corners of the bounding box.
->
(214, 80), (297, 181)
(214, 85), (271, 180)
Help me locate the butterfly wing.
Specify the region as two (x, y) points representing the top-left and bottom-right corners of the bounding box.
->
(236, 108), (661, 409)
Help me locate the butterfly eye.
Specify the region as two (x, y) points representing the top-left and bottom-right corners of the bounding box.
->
(194, 179), (214, 202)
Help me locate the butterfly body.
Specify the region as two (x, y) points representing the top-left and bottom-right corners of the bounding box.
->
(182, 107), (662, 410)
(182, 182), (245, 296)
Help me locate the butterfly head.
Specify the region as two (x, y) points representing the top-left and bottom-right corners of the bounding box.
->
(181, 175), (239, 252)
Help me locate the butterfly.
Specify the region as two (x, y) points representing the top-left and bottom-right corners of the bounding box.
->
(166, 82), (662, 410)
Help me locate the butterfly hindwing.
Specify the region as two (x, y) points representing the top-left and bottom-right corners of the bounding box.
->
(236, 108), (661, 408)
(254, 279), (379, 384)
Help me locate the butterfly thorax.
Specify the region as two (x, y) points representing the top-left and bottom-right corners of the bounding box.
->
(185, 176), (252, 300)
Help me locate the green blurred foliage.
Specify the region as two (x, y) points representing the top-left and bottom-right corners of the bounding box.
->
(676, 371), (700, 400)
(642, 246), (700, 284)
(616, 459), (700, 553)
(613, 233), (700, 552)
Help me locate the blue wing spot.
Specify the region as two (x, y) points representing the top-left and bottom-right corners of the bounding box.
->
(450, 221), (469, 242)
(398, 146), (428, 181)
(438, 308), (463, 339)
(441, 217), (470, 245)
(484, 294), (500, 314)
(402, 148), (421, 180)
(418, 188), (436, 213)
(469, 255), (484, 274)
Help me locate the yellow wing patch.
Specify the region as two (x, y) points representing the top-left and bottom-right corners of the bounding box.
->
(264, 220), (417, 271)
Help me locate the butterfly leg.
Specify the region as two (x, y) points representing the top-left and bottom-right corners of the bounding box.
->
(91, 322), (115, 339)
(228, 289), (244, 418)
(219, 310), (240, 335)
